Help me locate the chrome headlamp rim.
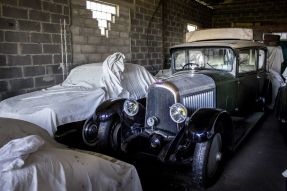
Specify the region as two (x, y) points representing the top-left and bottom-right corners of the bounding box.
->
(123, 99), (139, 117)
(169, 103), (187, 123)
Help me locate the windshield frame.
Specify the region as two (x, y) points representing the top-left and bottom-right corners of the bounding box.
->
(170, 46), (236, 73)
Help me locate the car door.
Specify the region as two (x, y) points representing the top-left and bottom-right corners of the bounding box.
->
(236, 48), (258, 115)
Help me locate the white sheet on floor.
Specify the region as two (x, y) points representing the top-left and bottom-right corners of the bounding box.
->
(0, 118), (142, 191)
(0, 135), (44, 172)
(0, 53), (155, 136)
(266, 46), (285, 108)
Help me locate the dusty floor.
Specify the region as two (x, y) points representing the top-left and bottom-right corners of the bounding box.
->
(137, 113), (287, 191)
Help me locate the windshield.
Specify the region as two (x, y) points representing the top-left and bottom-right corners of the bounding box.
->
(173, 47), (235, 71)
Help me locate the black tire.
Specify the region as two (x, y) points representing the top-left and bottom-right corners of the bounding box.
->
(191, 132), (223, 188)
(82, 117), (122, 152)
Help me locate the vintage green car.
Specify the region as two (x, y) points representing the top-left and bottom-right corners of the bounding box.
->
(82, 39), (271, 188)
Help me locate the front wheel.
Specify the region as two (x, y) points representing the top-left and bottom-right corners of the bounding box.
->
(191, 133), (223, 188)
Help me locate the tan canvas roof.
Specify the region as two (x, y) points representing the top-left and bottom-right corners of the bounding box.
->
(171, 40), (265, 50)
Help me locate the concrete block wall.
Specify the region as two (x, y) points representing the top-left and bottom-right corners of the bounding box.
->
(71, 0), (131, 65)
(129, 0), (163, 73)
(213, 0), (287, 32)
(0, 0), (71, 100)
(0, 0), (213, 100)
(163, 0), (212, 66)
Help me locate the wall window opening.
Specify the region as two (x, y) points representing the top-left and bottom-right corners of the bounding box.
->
(86, 0), (119, 37)
(187, 24), (197, 32)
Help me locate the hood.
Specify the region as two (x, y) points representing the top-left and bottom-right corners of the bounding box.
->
(155, 72), (216, 97)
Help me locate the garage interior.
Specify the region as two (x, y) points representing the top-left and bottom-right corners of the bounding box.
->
(0, 0), (287, 190)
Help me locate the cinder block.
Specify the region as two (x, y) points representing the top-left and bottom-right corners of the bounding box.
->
(0, 31), (3, 42)
(53, 54), (71, 64)
(73, 45), (81, 53)
(31, 33), (52, 43)
(35, 76), (56, 88)
(1, 0), (17, 5)
(20, 43), (42, 54)
(51, 14), (69, 24)
(54, 0), (69, 5)
(8, 55), (31, 66)
(3, 6), (28, 19)
(24, 66), (45, 77)
(43, 44), (61, 54)
(0, 55), (7, 66)
(33, 55), (53, 65)
(0, 67), (22, 79)
(0, 81), (8, 91)
(43, 2), (63, 14)
(19, 0), (41, 10)
(87, 36), (101, 44)
(10, 78), (34, 90)
(64, 6), (70, 16)
(5, 31), (30, 42)
(87, 54), (102, 62)
(71, 26), (81, 35)
(0, 43), (18, 54)
(73, 54), (87, 64)
(78, 9), (92, 17)
(94, 46), (108, 54)
(42, 23), (61, 33)
(29, 10), (50, 22)
(109, 31), (120, 38)
(120, 32), (129, 38)
(73, 35), (87, 44)
(84, 19), (98, 28)
(18, 20), (41, 32)
(46, 64), (62, 75)
(81, 45), (97, 53)
(55, 74), (65, 84)
(0, 18), (16, 30)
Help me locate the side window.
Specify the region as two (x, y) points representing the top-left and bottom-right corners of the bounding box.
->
(238, 49), (257, 73)
(258, 49), (265, 70)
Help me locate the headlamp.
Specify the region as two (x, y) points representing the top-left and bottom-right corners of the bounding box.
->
(123, 99), (139, 117)
(169, 103), (187, 123)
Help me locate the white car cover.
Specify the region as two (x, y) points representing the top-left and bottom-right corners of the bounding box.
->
(266, 46), (285, 108)
(0, 118), (142, 191)
(0, 53), (155, 136)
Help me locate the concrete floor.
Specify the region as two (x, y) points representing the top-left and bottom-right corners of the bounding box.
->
(138, 113), (287, 191)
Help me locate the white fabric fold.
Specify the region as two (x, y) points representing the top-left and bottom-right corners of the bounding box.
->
(0, 118), (142, 191)
(0, 135), (44, 172)
(101, 52), (126, 98)
(283, 169), (287, 178)
(266, 46), (285, 109)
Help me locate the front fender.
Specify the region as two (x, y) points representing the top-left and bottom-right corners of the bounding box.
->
(95, 99), (126, 121)
(94, 98), (146, 126)
(186, 108), (233, 143)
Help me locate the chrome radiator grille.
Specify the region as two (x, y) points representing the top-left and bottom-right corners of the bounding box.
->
(146, 86), (177, 134)
(182, 90), (215, 112)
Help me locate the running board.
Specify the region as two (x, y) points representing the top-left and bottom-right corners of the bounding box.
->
(232, 112), (264, 150)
